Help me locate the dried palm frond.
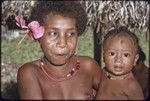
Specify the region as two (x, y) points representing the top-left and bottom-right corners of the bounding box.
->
(2, 1), (36, 24)
(81, 1), (149, 40)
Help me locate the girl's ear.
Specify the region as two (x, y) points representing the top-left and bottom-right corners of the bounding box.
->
(38, 38), (42, 44)
(133, 54), (139, 66)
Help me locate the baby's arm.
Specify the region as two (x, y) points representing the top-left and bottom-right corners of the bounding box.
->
(125, 79), (144, 100)
(17, 63), (43, 99)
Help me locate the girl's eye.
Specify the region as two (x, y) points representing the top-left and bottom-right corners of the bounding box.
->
(124, 53), (130, 57)
(49, 32), (58, 36)
(109, 52), (115, 56)
(66, 32), (76, 37)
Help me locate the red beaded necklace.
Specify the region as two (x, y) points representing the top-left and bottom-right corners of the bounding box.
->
(40, 55), (80, 82)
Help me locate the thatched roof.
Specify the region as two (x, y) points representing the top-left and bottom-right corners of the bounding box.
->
(80, 1), (149, 37)
(2, 1), (149, 38)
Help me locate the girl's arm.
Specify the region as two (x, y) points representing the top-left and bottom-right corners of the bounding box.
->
(17, 63), (43, 99)
(83, 57), (102, 91)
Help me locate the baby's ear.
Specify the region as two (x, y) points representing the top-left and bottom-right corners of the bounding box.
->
(133, 54), (139, 66)
(103, 52), (105, 63)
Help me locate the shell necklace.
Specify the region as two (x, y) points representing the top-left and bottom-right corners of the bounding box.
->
(106, 71), (130, 80)
(40, 55), (80, 82)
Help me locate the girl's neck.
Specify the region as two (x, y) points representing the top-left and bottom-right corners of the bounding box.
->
(40, 55), (80, 82)
(42, 56), (73, 73)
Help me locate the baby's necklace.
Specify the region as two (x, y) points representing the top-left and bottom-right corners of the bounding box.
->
(40, 55), (80, 82)
(106, 71), (130, 80)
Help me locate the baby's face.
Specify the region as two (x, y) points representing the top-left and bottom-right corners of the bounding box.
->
(40, 14), (77, 65)
(103, 35), (139, 76)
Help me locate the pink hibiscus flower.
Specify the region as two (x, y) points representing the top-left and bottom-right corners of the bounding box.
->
(15, 15), (44, 40)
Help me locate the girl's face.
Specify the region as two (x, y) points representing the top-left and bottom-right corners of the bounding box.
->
(103, 35), (139, 76)
(40, 14), (77, 66)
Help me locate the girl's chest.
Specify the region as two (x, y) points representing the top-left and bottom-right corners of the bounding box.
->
(38, 70), (94, 99)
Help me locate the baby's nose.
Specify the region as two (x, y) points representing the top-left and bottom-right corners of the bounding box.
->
(115, 55), (123, 64)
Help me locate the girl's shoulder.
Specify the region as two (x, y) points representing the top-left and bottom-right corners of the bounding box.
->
(78, 56), (96, 63)
(18, 59), (41, 77)
(77, 55), (101, 72)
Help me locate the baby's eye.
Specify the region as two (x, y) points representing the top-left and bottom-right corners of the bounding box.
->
(109, 52), (115, 56)
(123, 53), (130, 57)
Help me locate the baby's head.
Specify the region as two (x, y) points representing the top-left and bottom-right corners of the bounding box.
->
(103, 26), (139, 53)
(29, 1), (87, 36)
(103, 26), (139, 76)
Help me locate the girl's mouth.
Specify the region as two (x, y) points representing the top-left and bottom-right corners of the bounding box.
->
(55, 53), (68, 58)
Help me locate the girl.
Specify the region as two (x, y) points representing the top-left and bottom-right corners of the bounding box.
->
(17, 1), (102, 100)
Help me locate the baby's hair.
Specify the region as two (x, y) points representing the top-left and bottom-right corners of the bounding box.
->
(29, 1), (87, 36)
(103, 26), (139, 53)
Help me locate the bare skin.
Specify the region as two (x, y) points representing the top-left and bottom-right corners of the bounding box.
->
(96, 69), (144, 100)
(96, 35), (144, 100)
(17, 15), (102, 100)
(133, 61), (149, 98)
(18, 56), (101, 100)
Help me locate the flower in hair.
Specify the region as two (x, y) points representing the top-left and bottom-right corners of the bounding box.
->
(15, 15), (44, 47)
(27, 21), (44, 39)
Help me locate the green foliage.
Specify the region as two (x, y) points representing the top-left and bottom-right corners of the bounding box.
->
(135, 32), (149, 66)
(77, 27), (94, 57)
(1, 27), (149, 66)
(1, 37), (43, 65)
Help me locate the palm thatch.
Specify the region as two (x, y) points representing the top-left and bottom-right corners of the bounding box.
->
(2, 1), (35, 25)
(2, 1), (149, 36)
(81, 1), (149, 37)
(80, 1), (149, 65)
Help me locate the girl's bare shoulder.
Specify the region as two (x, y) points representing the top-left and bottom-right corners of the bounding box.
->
(78, 56), (98, 65)
(78, 56), (101, 71)
(18, 59), (41, 77)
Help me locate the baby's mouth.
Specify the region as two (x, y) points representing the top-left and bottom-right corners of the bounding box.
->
(114, 66), (123, 72)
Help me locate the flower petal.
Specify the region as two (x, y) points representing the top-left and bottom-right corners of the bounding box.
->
(28, 21), (44, 39)
(33, 26), (44, 39)
(15, 15), (26, 28)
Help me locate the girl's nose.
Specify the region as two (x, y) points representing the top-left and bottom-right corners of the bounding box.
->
(57, 34), (67, 48)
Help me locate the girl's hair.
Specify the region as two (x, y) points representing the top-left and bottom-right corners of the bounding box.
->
(103, 26), (139, 53)
(29, 1), (87, 36)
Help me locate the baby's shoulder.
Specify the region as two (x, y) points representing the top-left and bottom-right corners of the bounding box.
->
(125, 76), (143, 92)
(123, 75), (144, 99)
